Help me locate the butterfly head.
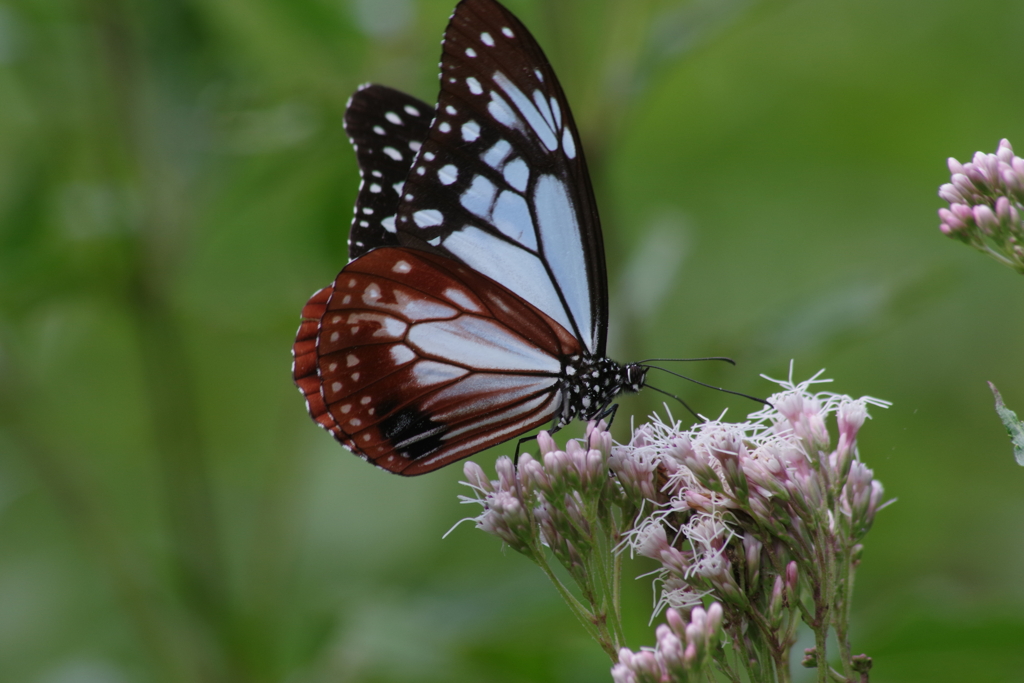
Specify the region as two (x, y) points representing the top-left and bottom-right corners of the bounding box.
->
(622, 362), (648, 394)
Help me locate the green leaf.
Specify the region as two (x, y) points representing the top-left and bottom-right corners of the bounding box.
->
(988, 382), (1024, 465)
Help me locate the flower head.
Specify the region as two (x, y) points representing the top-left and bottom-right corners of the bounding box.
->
(621, 368), (889, 627)
(938, 138), (1024, 273)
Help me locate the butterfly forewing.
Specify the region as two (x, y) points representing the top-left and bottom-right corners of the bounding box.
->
(344, 84), (435, 259)
(293, 247), (583, 475)
(392, 0), (609, 357)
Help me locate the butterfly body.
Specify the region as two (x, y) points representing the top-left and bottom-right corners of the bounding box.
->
(293, 0), (650, 475)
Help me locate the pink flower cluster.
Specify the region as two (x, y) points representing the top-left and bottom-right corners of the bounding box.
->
(938, 138), (1024, 272)
(611, 605), (723, 683)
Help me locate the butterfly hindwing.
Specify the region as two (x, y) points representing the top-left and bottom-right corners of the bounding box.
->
(392, 0), (609, 357)
(293, 247), (582, 474)
(344, 84), (435, 259)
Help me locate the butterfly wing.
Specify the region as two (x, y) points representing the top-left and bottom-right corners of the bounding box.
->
(391, 0), (610, 357)
(293, 247), (582, 475)
(343, 84), (435, 259)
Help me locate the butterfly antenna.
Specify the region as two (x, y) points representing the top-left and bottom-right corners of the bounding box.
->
(643, 383), (700, 420)
(643, 365), (771, 408)
(637, 356), (736, 366)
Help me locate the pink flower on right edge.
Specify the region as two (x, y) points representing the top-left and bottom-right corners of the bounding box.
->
(938, 138), (1024, 273)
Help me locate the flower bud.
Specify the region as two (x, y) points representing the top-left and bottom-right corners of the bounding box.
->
(767, 575), (785, 627)
(536, 430), (556, 456)
(683, 489), (714, 513)
(947, 157), (963, 175)
(743, 533), (762, 588)
(951, 172), (977, 197)
(998, 138), (1015, 162)
(938, 183), (964, 204)
(463, 461), (493, 493)
(937, 207), (966, 231)
(659, 546), (692, 576)
(707, 428), (750, 501)
(516, 453), (547, 497)
(682, 448), (724, 493)
(665, 607), (687, 636)
(495, 456), (517, 492)
(786, 560), (799, 592)
(656, 624), (685, 669)
(632, 521), (670, 560)
(665, 435), (695, 464)
(974, 204), (998, 233)
(996, 195), (1013, 223)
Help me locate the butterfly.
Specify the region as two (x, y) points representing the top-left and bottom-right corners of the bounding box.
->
(292, 0), (648, 475)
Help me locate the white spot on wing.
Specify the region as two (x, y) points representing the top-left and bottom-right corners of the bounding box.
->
(461, 120), (480, 142)
(480, 32), (494, 46)
(466, 77), (483, 95)
(381, 215), (397, 233)
(562, 128), (576, 159)
(373, 125), (385, 135)
(369, 183), (382, 193)
(460, 176), (496, 219)
(493, 191), (537, 250)
(383, 147), (402, 161)
(488, 91), (521, 130)
(442, 287), (483, 312)
(392, 260), (412, 274)
(465, 47), (477, 58)
(413, 209), (444, 228)
(482, 139), (512, 169)
(385, 112), (402, 125)
(551, 97), (562, 129)
(404, 105), (420, 117)
(439, 122), (451, 133)
(390, 344), (416, 365)
(363, 283), (381, 303)
(502, 158), (529, 192)
(438, 164), (458, 185)
(502, 27), (514, 38)
(345, 313), (406, 339)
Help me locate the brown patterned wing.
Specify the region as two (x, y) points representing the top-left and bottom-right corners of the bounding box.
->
(292, 247), (582, 475)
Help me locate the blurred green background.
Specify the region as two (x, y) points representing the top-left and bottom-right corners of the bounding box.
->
(2, 0), (1024, 681)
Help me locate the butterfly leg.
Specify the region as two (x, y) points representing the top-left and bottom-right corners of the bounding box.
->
(513, 418), (568, 465)
(513, 433), (538, 466)
(594, 402), (619, 428)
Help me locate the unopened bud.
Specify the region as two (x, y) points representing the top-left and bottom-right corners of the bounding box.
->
(537, 430), (556, 456)
(463, 461), (493, 493)
(495, 456), (517, 492)
(786, 560), (799, 592)
(974, 204), (998, 233)
(768, 575), (785, 627)
(743, 534), (762, 588)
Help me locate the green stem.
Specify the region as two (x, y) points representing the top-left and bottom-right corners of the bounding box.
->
(533, 550), (613, 655)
